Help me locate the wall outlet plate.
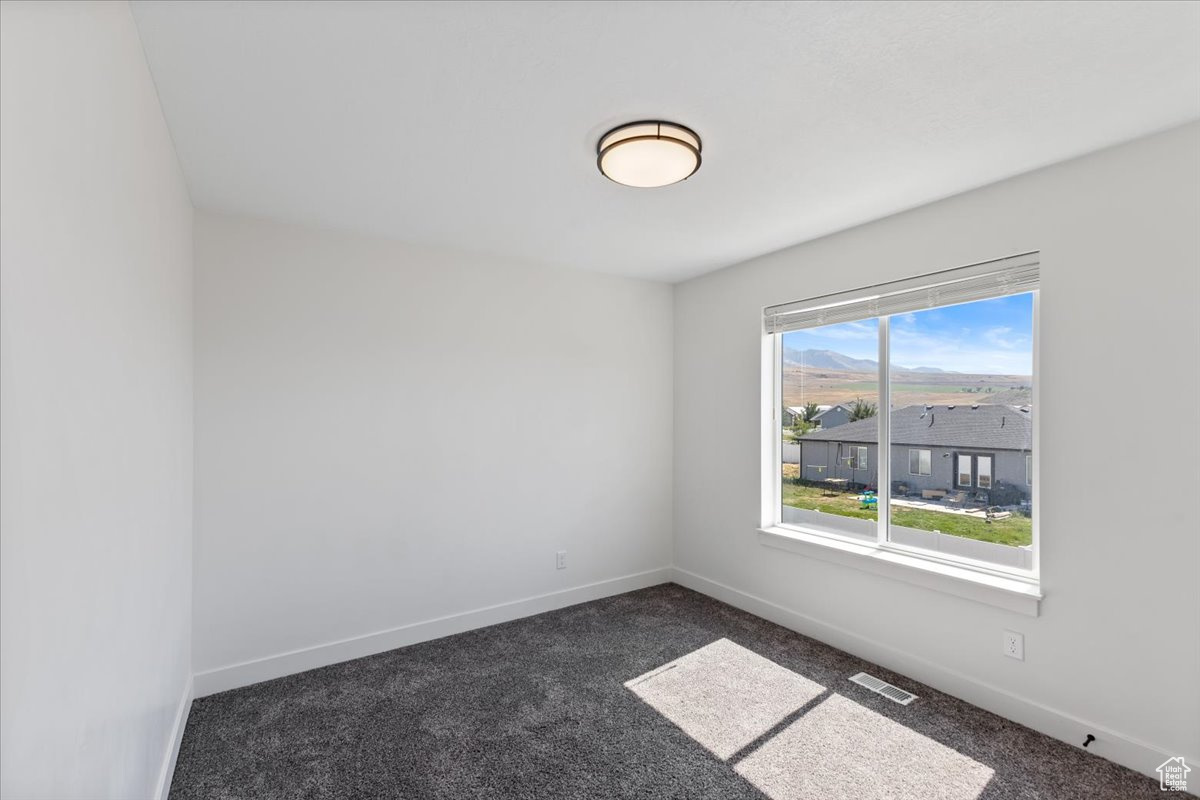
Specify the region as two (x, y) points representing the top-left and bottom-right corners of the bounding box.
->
(556, 550), (567, 570)
(1003, 630), (1024, 660)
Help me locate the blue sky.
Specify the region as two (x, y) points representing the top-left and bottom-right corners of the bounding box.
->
(783, 293), (1034, 375)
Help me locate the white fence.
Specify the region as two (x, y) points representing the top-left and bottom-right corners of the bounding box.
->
(890, 523), (1034, 570)
(779, 505), (1034, 570)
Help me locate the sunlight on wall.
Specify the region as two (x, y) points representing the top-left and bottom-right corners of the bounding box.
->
(626, 638), (995, 800)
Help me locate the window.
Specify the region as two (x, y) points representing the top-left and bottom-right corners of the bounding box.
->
(954, 453), (995, 489)
(845, 445), (868, 471)
(777, 318), (879, 542)
(767, 252), (1038, 577)
(956, 454), (973, 487)
(976, 455), (993, 489)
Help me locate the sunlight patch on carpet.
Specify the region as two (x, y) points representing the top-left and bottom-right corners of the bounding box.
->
(628, 639), (993, 800)
(735, 693), (994, 800)
(624, 638), (826, 760)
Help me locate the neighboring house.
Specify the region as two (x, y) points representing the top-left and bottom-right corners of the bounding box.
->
(794, 404), (1033, 502)
(783, 404), (832, 427)
(810, 403), (853, 430)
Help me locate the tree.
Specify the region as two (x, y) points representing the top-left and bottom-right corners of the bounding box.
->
(801, 402), (820, 423)
(848, 397), (878, 422)
(791, 418), (815, 436)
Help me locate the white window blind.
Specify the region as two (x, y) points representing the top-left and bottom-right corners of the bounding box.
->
(764, 252), (1039, 334)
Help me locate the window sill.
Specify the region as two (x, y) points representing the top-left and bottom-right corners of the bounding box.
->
(757, 525), (1042, 616)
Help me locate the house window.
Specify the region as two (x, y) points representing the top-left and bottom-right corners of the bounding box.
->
(767, 252), (1038, 576)
(957, 454), (973, 487)
(846, 445), (868, 471)
(976, 455), (993, 489)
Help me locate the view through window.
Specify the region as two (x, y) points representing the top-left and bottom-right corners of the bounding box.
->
(779, 292), (1035, 571)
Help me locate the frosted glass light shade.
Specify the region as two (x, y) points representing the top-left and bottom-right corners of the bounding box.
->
(597, 121), (701, 188)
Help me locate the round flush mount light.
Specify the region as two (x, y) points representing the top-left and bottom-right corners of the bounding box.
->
(596, 121), (701, 188)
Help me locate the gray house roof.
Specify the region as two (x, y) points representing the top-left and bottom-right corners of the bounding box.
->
(798, 404), (1032, 451)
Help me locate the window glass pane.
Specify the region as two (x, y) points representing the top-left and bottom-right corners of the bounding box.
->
(977, 456), (993, 488)
(887, 293), (1034, 570)
(780, 319), (879, 542)
(908, 449), (932, 476)
(957, 455), (973, 487)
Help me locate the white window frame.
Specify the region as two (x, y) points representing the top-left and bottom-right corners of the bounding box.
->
(759, 253), (1041, 615)
(909, 448), (931, 476)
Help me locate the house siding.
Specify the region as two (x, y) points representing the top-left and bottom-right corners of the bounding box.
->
(893, 444), (1030, 500)
(813, 406), (851, 430)
(793, 440), (878, 487)
(791, 440), (1030, 501)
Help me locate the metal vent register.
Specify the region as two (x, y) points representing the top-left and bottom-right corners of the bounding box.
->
(849, 671), (918, 705)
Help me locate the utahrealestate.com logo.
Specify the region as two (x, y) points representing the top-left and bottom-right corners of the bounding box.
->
(1157, 757), (1191, 792)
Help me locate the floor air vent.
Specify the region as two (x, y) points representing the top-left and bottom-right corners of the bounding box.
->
(849, 671), (917, 705)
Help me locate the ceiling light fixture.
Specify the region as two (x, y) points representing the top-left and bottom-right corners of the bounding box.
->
(596, 121), (701, 188)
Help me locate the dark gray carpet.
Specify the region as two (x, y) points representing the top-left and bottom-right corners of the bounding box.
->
(171, 584), (1176, 799)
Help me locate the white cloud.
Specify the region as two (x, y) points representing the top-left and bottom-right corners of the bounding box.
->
(983, 326), (1022, 349)
(811, 320), (877, 341)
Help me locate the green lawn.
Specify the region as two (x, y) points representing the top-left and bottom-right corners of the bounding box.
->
(781, 481), (1032, 547)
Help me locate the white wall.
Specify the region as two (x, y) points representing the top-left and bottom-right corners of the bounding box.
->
(0, 3), (194, 799)
(673, 122), (1200, 777)
(193, 212), (673, 676)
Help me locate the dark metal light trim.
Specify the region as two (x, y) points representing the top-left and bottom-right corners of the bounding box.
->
(596, 120), (702, 186)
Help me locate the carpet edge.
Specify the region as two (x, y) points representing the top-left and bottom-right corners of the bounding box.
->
(192, 567), (672, 698)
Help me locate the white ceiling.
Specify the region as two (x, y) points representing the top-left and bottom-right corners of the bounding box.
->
(131, 1), (1200, 282)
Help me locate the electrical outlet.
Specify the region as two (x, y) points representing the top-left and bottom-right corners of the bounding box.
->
(556, 550), (567, 570)
(1003, 630), (1024, 661)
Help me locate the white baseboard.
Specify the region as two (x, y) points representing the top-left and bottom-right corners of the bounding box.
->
(670, 566), (1193, 783)
(154, 675), (193, 800)
(193, 567), (672, 698)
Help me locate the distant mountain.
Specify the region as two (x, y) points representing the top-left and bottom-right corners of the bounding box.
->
(784, 348), (878, 372)
(784, 348), (953, 374)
